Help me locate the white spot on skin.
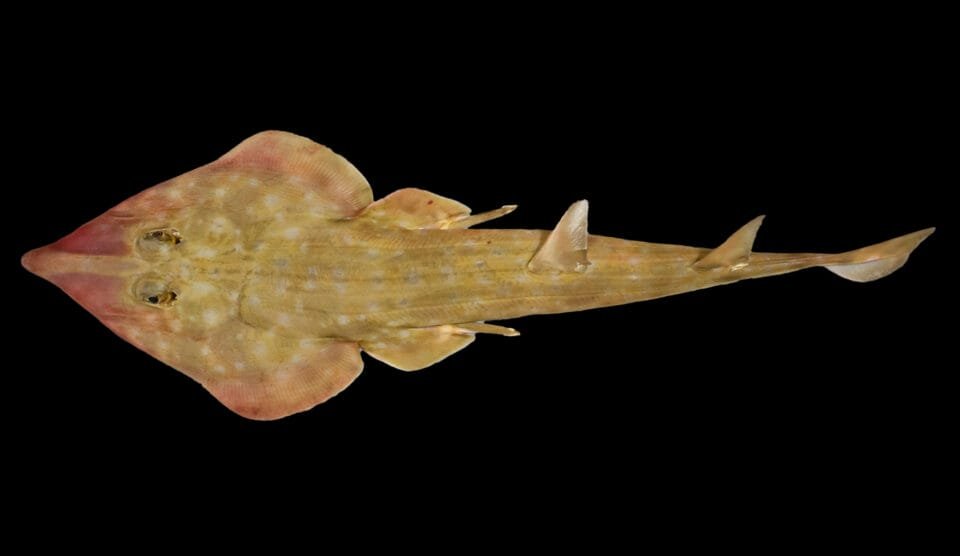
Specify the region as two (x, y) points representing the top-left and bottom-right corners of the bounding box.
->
(196, 247), (217, 259)
(234, 361), (246, 371)
(299, 339), (313, 349)
(397, 330), (411, 339)
(214, 188), (227, 198)
(367, 249), (381, 258)
(214, 365), (227, 374)
(157, 340), (170, 352)
(334, 283), (347, 294)
(200, 346), (212, 356)
(248, 178), (260, 187)
(291, 354), (304, 363)
(248, 295), (261, 306)
(211, 216), (229, 232)
(304, 280), (316, 291)
(278, 314), (291, 326)
(337, 315), (351, 325)
(193, 282), (216, 295)
(254, 343), (268, 357)
(308, 267), (319, 277)
(229, 291), (240, 302)
(203, 310), (221, 326)
(369, 342), (388, 350)
(332, 268), (346, 280)
(264, 194), (279, 207)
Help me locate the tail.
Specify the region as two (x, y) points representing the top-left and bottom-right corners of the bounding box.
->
(824, 227), (935, 282)
(693, 217), (934, 282)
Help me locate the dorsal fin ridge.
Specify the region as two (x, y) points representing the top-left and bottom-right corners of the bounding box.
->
(693, 215), (765, 270)
(528, 200), (590, 273)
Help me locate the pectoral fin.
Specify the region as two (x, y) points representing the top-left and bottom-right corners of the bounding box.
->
(528, 200), (590, 273)
(693, 215), (765, 270)
(110, 314), (365, 421)
(213, 130), (374, 218)
(361, 187), (516, 229)
(361, 322), (518, 371)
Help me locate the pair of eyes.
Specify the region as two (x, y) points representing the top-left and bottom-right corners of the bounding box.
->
(136, 228), (183, 307)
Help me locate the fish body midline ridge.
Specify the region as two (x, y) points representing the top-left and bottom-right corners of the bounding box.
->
(229, 229), (735, 336)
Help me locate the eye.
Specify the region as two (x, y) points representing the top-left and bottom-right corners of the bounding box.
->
(145, 228), (182, 244)
(135, 277), (180, 308)
(137, 227), (183, 259)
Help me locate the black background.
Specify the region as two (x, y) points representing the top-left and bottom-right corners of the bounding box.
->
(7, 14), (950, 539)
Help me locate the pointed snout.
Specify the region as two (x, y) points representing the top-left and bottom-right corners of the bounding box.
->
(21, 247), (44, 275)
(22, 241), (142, 321)
(22, 211), (143, 280)
(23, 214), (147, 321)
(22, 243), (141, 279)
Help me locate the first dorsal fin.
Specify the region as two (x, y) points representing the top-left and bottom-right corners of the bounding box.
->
(693, 215), (765, 270)
(361, 188), (516, 229)
(528, 200), (590, 273)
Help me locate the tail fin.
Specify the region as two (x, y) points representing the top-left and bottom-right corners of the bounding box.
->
(825, 228), (935, 282)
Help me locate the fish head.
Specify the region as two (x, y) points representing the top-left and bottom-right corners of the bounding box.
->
(20, 184), (213, 342)
(20, 131), (376, 419)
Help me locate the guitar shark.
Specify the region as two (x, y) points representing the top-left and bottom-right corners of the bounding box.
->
(21, 131), (934, 419)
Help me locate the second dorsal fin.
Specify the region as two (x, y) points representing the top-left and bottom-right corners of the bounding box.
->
(528, 200), (590, 273)
(693, 215), (765, 270)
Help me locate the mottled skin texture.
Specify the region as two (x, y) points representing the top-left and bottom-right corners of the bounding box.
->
(21, 131), (933, 420)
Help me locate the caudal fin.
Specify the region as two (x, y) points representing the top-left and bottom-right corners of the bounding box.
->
(825, 228), (935, 282)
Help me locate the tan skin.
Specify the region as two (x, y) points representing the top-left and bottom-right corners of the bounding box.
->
(21, 132), (933, 419)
